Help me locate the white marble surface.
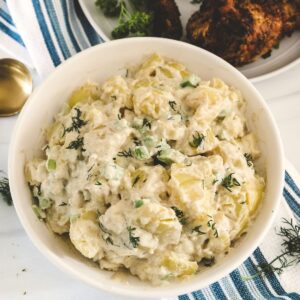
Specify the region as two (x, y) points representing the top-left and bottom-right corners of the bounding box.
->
(0, 48), (300, 300)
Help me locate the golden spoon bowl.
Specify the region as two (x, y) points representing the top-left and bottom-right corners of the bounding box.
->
(0, 58), (33, 117)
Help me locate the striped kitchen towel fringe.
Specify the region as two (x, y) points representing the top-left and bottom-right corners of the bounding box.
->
(0, 1), (299, 298)
(0, 0), (32, 66)
(2, 0), (103, 77)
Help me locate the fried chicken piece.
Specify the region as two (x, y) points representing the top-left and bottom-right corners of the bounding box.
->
(147, 0), (183, 39)
(186, 0), (300, 66)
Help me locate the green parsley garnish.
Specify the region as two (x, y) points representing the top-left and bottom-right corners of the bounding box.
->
(95, 0), (122, 17)
(108, 1), (152, 39)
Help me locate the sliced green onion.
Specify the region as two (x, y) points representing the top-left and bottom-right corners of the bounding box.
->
(134, 199), (144, 208)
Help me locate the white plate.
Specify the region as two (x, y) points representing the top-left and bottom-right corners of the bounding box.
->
(79, 0), (300, 82)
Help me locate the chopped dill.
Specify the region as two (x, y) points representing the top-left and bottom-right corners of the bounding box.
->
(192, 225), (205, 235)
(142, 118), (151, 130)
(171, 206), (188, 225)
(189, 132), (205, 148)
(64, 107), (87, 135)
(244, 153), (253, 167)
(207, 217), (219, 238)
(118, 148), (133, 158)
(168, 101), (177, 111)
(127, 226), (140, 248)
(221, 173), (240, 192)
(66, 136), (84, 150)
(132, 176), (140, 187)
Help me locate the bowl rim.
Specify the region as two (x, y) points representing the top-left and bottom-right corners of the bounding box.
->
(8, 37), (285, 298)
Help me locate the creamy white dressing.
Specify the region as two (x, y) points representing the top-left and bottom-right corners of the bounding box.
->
(25, 54), (265, 285)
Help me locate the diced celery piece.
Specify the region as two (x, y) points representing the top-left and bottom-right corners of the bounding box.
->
(39, 198), (52, 210)
(180, 75), (200, 88)
(32, 205), (46, 220)
(134, 146), (150, 160)
(47, 159), (56, 171)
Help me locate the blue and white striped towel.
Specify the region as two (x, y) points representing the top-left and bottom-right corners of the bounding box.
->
(0, 1), (300, 299)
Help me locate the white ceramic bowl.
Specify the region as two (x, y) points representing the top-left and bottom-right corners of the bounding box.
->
(9, 38), (284, 298)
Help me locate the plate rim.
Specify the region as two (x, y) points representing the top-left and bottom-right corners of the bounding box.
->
(79, 0), (300, 83)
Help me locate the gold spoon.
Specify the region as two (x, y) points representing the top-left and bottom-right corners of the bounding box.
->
(0, 58), (32, 117)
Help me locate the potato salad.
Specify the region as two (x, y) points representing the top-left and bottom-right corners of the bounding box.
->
(25, 54), (265, 285)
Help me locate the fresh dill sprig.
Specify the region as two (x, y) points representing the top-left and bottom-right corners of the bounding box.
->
(127, 226), (140, 248)
(64, 108), (87, 135)
(66, 136), (85, 150)
(118, 148), (133, 158)
(221, 173), (240, 192)
(0, 175), (12, 206)
(245, 218), (300, 280)
(244, 153), (253, 167)
(171, 206), (187, 225)
(189, 132), (205, 148)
